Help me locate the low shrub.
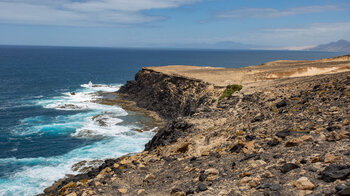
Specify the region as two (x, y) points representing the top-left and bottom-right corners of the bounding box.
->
(219, 84), (242, 101)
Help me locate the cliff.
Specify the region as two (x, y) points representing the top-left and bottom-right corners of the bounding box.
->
(118, 68), (218, 120)
(41, 55), (350, 196)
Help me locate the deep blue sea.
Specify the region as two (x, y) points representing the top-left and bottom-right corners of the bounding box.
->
(0, 45), (346, 195)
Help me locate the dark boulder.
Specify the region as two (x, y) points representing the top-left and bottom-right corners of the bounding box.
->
(229, 144), (244, 153)
(145, 119), (192, 151)
(338, 187), (350, 196)
(199, 173), (208, 182)
(280, 163), (300, 173)
(276, 100), (287, 108)
(196, 183), (208, 192)
(321, 165), (350, 182)
(251, 114), (264, 123)
(276, 129), (290, 139)
(267, 139), (280, 146)
(231, 162), (236, 169)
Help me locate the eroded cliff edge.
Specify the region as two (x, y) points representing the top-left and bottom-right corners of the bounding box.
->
(118, 68), (218, 120)
(118, 68), (221, 151)
(42, 56), (350, 196)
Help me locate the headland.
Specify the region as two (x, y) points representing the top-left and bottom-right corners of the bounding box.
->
(41, 55), (350, 196)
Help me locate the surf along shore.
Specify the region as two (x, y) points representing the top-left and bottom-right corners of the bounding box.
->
(41, 55), (350, 196)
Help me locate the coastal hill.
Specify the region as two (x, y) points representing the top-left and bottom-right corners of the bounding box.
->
(309, 40), (350, 52)
(42, 55), (350, 196)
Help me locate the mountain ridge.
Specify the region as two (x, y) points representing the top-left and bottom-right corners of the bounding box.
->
(308, 39), (350, 52)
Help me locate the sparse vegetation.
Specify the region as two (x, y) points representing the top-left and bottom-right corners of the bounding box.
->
(219, 84), (243, 101)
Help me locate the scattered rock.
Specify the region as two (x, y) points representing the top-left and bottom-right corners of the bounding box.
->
(270, 184), (281, 191)
(294, 177), (315, 190)
(252, 114), (264, 122)
(285, 138), (303, 147)
(204, 168), (219, 175)
(199, 173), (208, 182)
(239, 172), (252, 178)
(232, 162), (236, 169)
(276, 129), (290, 139)
(243, 141), (255, 154)
(264, 171), (274, 178)
(144, 174), (156, 182)
(338, 187), (350, 196)
(326, 131), (348, 141)
(300, 159), (307, 164)
(276, 100), (287, 108)
(238, 177), (251, 186)
(204, 168), (219, 181)
(171, 188), (186, 196)
(300, 135), (313, 142)
(324, 153), (341, 163)
(118, 188), (127, 194)
(138, 189), (145, 195)
(135, 128), (144, 133)
(280, 163), (300, 173)
(66, 192), (77, 196)
(321, 165), (350, 182)
(230, 144), (244, 153)
(196, 183), (208, 192)
(176, 142), (190, 153)
(335, 183), (346, 192)
(267, 139), (280, 147)
(309, 154), (321, 163)
(249, 177), (261, 188)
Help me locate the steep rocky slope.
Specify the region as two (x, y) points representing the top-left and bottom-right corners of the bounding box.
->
(118, 68), (218, 120)
(41, 57), (350, 196)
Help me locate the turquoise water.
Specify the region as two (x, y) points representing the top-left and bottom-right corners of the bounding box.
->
(0, 45), (346, 195)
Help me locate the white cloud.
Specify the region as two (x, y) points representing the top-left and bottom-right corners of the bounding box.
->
(0, 0), (201, 26)
(237, 22), (350, 46)
(216, 5), (339, 19)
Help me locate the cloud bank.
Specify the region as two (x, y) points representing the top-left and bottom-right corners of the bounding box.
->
(216, 5), (339, 19)
(0, 0), (201, 26)
(237, 22), (350, 47)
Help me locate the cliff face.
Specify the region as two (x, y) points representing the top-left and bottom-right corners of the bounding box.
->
(118, 68), (217, 119)
(41, 66), (350, 196)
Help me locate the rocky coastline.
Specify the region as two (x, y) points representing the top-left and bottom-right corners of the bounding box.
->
(41, 55), (350, 196)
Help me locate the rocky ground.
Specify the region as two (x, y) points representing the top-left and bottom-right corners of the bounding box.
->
(41, 57), (350, 196)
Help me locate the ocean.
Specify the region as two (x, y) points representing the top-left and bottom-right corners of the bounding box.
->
(0, 45), (346, 195)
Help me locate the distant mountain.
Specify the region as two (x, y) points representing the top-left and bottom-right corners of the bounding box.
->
(182, 41), (257, 50)
(146, 41), (259, 50)
(309, 39), (350, 52)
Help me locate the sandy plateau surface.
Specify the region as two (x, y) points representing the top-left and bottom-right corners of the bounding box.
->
(146, 55), (350, 88)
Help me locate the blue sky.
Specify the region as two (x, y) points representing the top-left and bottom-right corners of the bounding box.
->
(0, 0), (349, 48)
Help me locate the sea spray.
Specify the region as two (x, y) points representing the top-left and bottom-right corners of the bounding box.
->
(0, 82), (155, 196)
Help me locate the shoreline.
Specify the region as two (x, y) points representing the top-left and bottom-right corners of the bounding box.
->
(41, 55), (350, 196)
(96, 92), (165, 131)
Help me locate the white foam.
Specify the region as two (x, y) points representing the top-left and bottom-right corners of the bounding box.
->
(37, 82), (122, 111)
(81, 81), (121, 92)
(70, 112), (142, 138)
(0, 82), (155, 195)
(0, 131), (154, 196)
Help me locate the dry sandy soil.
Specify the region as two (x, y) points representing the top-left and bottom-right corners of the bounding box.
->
(146, 55), (350, 89)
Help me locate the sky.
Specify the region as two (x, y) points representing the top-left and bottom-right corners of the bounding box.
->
(0, 0), (349, 48)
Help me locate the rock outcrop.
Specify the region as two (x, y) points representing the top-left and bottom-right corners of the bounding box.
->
(118, 68), (217, 119)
